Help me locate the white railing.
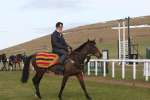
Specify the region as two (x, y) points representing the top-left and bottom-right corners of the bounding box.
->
(87, 59), (150, 81)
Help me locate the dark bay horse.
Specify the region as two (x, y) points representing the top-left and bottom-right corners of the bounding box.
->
(21, 40), (102, 100)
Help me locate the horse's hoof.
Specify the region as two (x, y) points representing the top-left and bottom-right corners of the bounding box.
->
(87, 96), (92, 100)
(58, 95), (63, 100)
(35, 93), (42, 99)
(59, 97), (63, 100)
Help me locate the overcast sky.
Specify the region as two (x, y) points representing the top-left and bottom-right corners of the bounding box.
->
(0, 0), (149, 50)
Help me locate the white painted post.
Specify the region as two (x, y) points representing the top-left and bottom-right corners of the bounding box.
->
(122, 61), (125, 79)
(95, 61), (98, 76)
(145, 62), (149, 81)
(112, 62), (115, 78)
(133, 62), (136, 80)
(123, 21), (126, 60)
(88, 62), (90, 76)
(118, 23), (121, 60)
(103, 61), (106, 77)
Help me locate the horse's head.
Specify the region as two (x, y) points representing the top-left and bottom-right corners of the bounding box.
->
(85, 39), (102, 59)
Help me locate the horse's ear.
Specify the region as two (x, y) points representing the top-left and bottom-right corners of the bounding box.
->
(87, 39), (90, 42)
(91, 39), (95, 42)
(91, 39), (96, 44)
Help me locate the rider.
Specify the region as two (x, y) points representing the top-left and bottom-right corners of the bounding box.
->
(51, 22), (72, 65)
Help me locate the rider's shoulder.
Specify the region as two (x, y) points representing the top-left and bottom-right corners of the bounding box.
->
(52, 31), (59, 36)
(54, 30), (59, 34)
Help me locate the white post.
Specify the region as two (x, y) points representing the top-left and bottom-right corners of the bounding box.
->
(145, 62), (149, 81)
(95, 61), (98, 76)
(103, 61), (106, 77)
(88, 62), (91, 76)
(118, 23), (121, 59)
(122, 61), (125, 79)
(112, 62), (115, 78)
(133, 62), (136, 80)
(123, 21), (126, 60)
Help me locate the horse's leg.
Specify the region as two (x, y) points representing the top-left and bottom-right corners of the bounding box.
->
(14, 63), (17, 71)
(11, 63), (13, 71)
(32, 70), (45, 99)
(8, 62), (11, 71)
(1, 62), (4, 71)
(9, 63), (12, 71)
(4, 62), (7, 71)
(2, 62), (6, 71)
(13, 63), (15, 71)
(7, 63), (10, 71)
(16, 62), (18, 71)
(58, 75), (69, 99)
(11, 63), (14, 71)
(76, 73), (92, 100)
(18, 62), (21, 71)
(5, 62), (8, 71)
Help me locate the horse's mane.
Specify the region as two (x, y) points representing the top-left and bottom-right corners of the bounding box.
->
(73, 41), (88, 52)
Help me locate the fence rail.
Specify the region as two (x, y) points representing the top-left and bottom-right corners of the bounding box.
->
(87, 59), (150, 81)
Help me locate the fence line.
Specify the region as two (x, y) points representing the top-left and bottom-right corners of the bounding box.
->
(87, 59), (150, 81)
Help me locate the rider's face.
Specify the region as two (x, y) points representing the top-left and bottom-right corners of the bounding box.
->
(57, 25), (63, 33)
(59, 26), (63, 32)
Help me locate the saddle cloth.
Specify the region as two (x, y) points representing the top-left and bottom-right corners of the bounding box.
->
(35, 52), (59, 68)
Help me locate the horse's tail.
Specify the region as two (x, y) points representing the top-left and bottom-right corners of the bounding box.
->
(21, 55), (33, 83)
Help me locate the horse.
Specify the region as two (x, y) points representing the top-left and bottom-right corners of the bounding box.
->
(16, 54), (27, 67)
(21, 40), (102, 100)
(0, 54), (8, 71)
(8, 54), (25, 71)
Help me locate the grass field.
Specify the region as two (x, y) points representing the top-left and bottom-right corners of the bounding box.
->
(0, 71), (150, 100)
(0, 15), (150, 100)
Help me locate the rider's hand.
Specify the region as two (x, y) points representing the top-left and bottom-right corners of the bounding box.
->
(67, 46), (72, 53)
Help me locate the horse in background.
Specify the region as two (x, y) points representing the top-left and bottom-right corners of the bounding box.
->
(8, 54), (27, 71)
(0, 54), (8, 71)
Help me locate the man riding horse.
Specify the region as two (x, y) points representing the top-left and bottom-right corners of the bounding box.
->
(21, 22), (102, 100)
(51, 22), (72, 73)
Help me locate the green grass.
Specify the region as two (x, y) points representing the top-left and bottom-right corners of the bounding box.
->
(106, 64), (144, 81)
(0, 71), (150, 100)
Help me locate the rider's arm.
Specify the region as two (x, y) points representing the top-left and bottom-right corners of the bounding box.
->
(51, 34), (67, 50)
(63, 38), (72, 50)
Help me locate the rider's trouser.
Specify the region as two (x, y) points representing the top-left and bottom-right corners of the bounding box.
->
(53, 49), (68, 64)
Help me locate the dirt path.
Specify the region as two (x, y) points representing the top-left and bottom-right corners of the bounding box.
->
(84, 76), (150, 89)
(46, 72), (150, 89)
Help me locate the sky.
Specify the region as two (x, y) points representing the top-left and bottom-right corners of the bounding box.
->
(0, 0), (149, 50)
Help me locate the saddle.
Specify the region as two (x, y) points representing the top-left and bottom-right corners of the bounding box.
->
(35, 52), (60, 68)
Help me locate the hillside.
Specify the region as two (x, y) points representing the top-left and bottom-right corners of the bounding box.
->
(0, 15), (150, 58)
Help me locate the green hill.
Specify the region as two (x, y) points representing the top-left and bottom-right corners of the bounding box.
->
(0, 15), (150, 58)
